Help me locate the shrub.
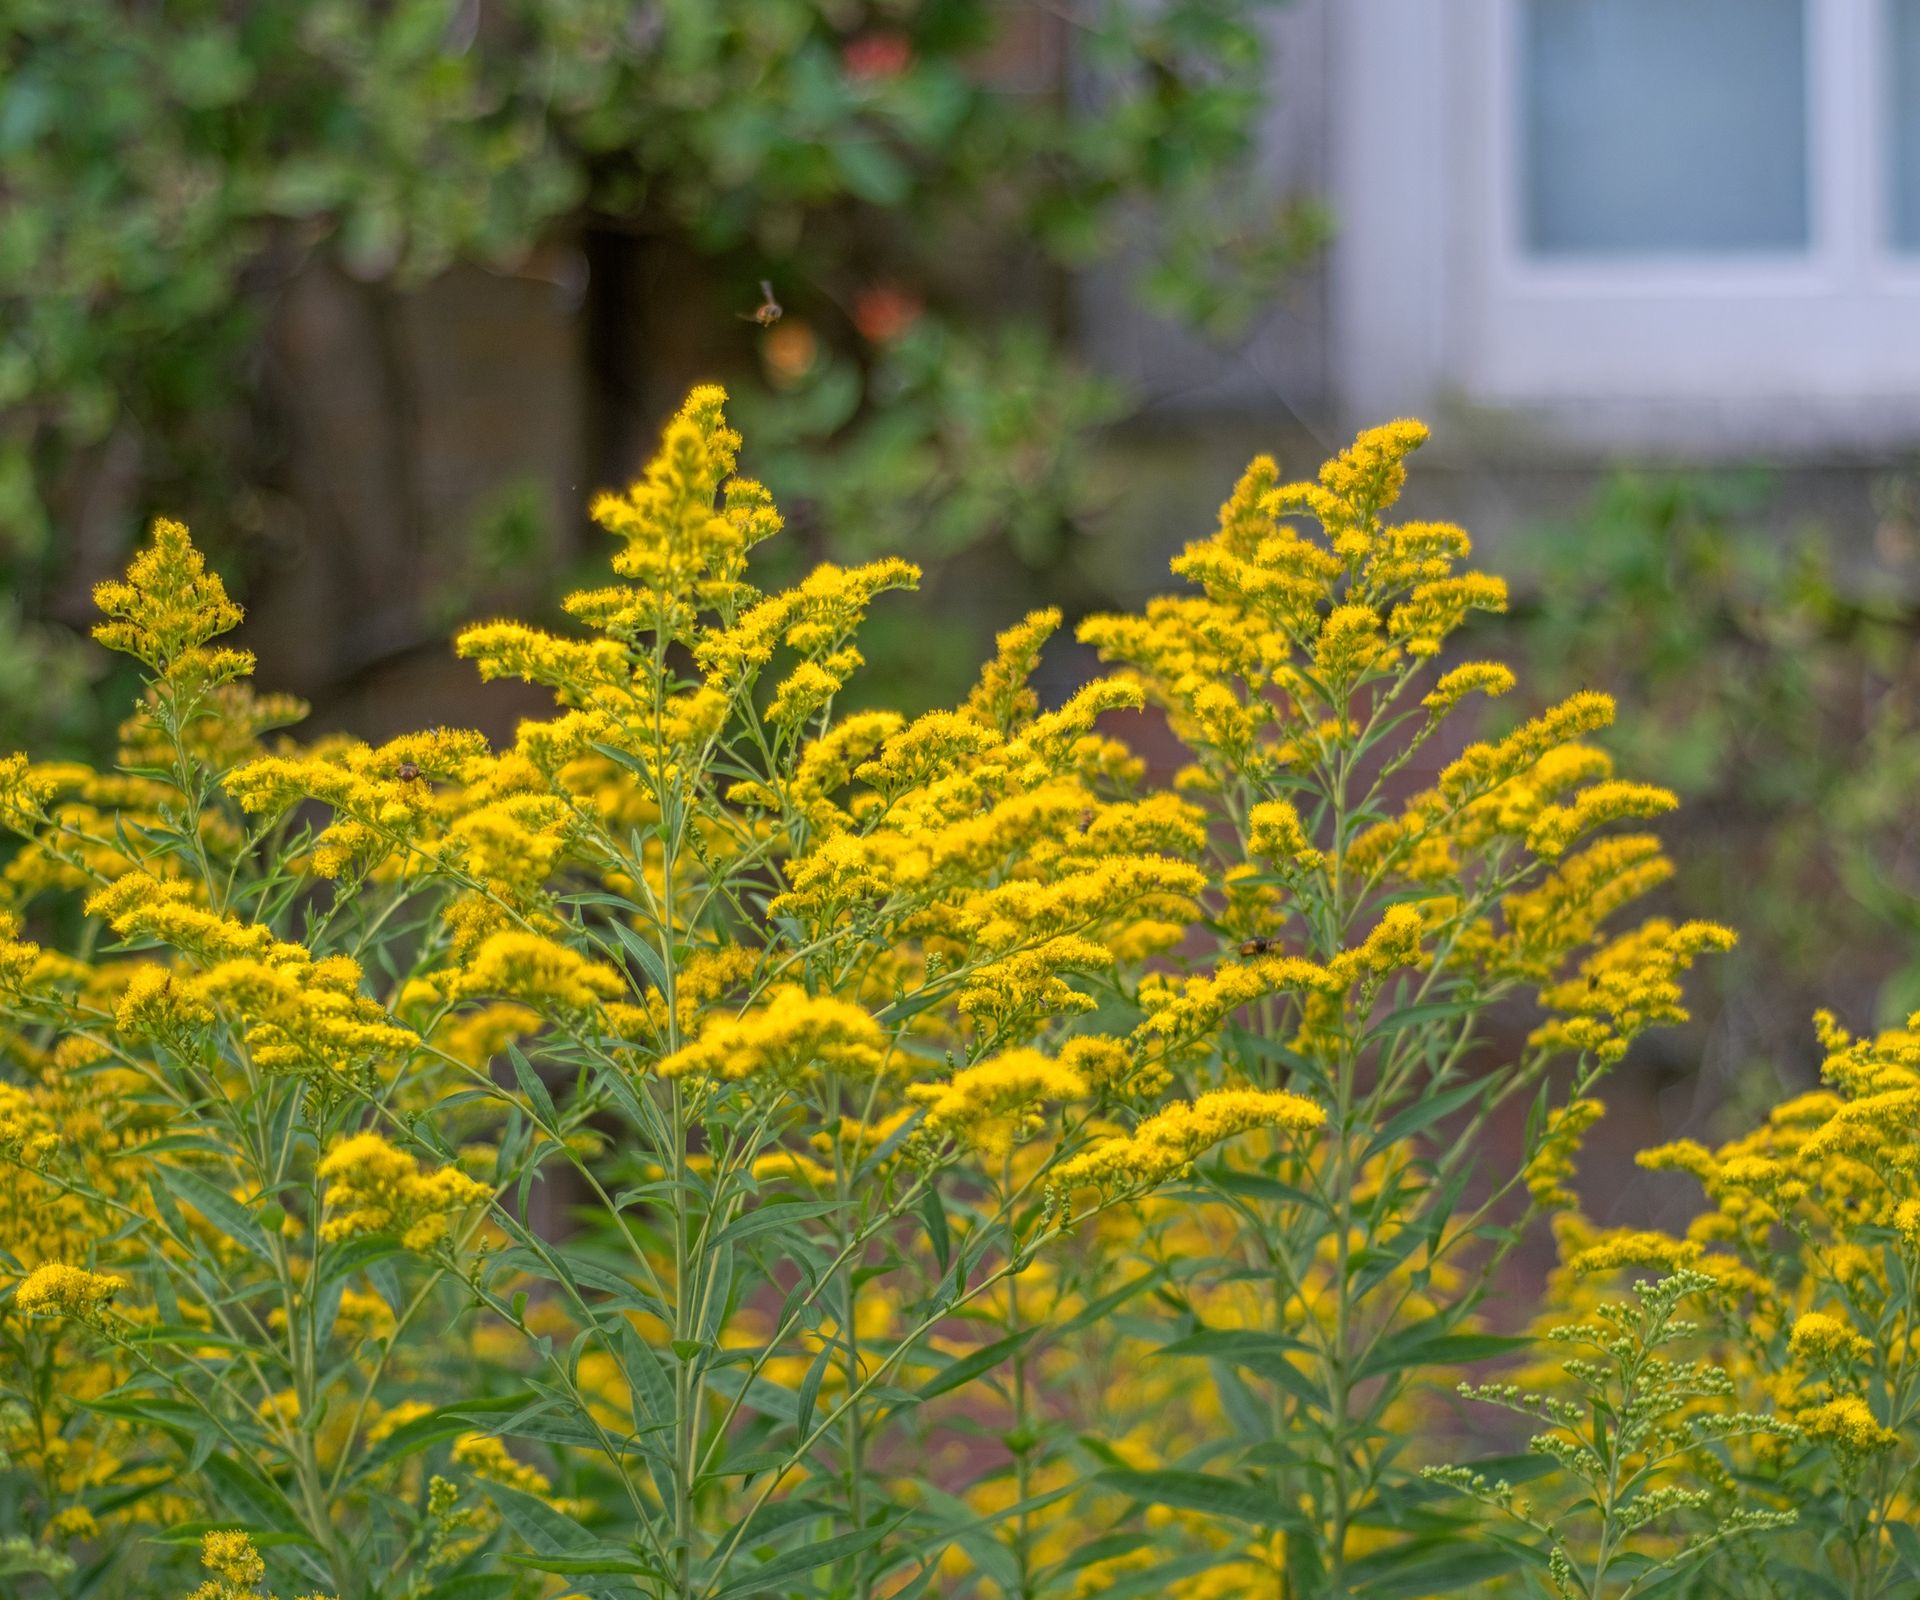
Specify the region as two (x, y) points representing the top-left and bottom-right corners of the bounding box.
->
(1, 0), (1328, 755)
(0, 390), (1791, 1599)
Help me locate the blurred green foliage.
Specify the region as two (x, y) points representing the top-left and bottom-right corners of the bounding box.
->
(1507, 471), (1920, 1093)
(1, 0), (1322, 749)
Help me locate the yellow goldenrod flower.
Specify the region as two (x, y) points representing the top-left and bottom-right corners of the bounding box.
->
(47, 1505), (97, 1542)
(1525, 780), (1679, 861)
(1798, 1395), (1899, 1456)
(317, 1133), (489, 1251)
(1055, 1089), (1325, 1192)
(1524, 1099), (1606, 1211)
(910, 1048), (1089, 1155)
(1567, 1230), (1703, 1278)
(91, 517), (253, 687)
(1135, 952), (1340, 1052)
(1421, 661), (1515, 716)
(1789, 1312), (1872, 1366)
(12, 1263), (124, 1318)
(451, 1432), (552, 1496)
(450, 931), (625, 1012)
(201, 1529), (264, 1587)
(1246, 799), (1322, 870)
(658, 986), (887, 1083)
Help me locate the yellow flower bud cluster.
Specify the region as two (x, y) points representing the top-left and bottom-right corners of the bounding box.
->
(910, 1048), (1090, 1156)
(658, 987), (888, 1084)
(316, 1133), (488, 1252)
(91, 518), (252, 690)
(11, 1262), (124, 1318)
(83, 873), (417, 1088)
(1054, 1089), (1325, 1192)
(184, 1528), (337, 1600)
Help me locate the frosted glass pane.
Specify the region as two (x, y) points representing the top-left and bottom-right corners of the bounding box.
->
(1893, 0), (1920, 249)
(1522, 0), (1809, 255)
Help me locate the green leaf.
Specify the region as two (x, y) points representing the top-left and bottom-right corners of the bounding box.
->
(481, 1480), (635, 1599)
(1356, 1319), (1530, 1382)
(918, 1189), (951, 1274)
(1154, 1328), (1321, 1407)
(833, 140), (912, 204)
(611, 1320), (675, 1427)
(155, 1166), (274, 1264)
(420, 1578), (519, 1600)
(1891, 1519), (1920, 1579)
(711, 1199), (841, 1250)
(604, 916), (670, 995)
(1359, 998), (1476, 1048)
(1054, 1270), (1159, 1335)
(913, 1327), (1033, 1402)
(1094, 1468), (1292, 1528)
(714, 1519), (900, 1598)
(506, 1548), (657, 1577)
(704, 1366), (801, 1425)
(360, 1394), (535, 1476)
(506, 1043), (558, 1129)
(199, 1450), (303, 1534)
(1155, 1329), (1308, 1362)
(796, 1335), (834, 1442)
(697, 1449), (789, 1482)
(1365, 1076), (1489, 1159)
(1341, 1537), (1526, 1596)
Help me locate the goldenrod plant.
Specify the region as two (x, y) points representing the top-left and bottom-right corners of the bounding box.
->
(1043, 424), (1734, 1597)
(0, 390), (1318, 1598)
(1429, 1268), (1795, 1597)
(0, 390), (1842, 1600)
(1531, 1007), (1920, 1599)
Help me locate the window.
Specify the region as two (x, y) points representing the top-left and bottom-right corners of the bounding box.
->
(1890, 0), (1920, 249)
(1522, 0), (1808, 255)
(1328, 0), (1920, 448)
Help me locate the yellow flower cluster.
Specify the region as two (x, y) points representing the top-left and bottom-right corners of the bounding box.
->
(910, 1048), (1090, 1155)
(83, 871), (417, 1087)
(92, 517), (252, 689)
(658, 987), (888, 1084)
(1533, 1003), (1920, 1579)
(448, 930), (626, 1014)
(1531, 919), (1737, 1065)
(1055, 1089), (1325, 1192)
(12, 1262), (124, 1318)
(186, 1529), (336, 1600)
(451, 1432), (552, 1496)
(317, 1133), (489, 1251)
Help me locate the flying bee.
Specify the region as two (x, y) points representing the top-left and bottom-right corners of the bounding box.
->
(741, 280), (782, 327)
(395, 762), (422, 783)
(1238, 936), (1278, 958)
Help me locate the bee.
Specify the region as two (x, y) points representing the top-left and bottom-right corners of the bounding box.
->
(395, 762), (422, 783)
(1238, 936), (1278, 958)
(741, 280), (783, 328)
(1077, 809), (1095, 833)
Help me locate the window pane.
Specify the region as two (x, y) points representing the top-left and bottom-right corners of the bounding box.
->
(1522, 0), (1809, 255)
(1892, 0), (1920, 249)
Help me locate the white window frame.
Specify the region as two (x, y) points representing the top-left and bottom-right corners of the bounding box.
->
(1329, 0), (1920, 451)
